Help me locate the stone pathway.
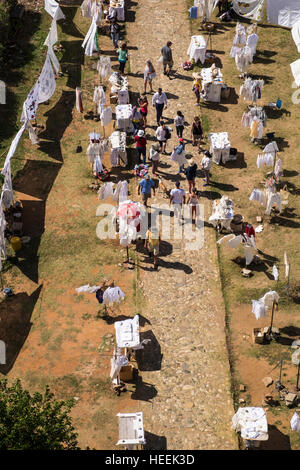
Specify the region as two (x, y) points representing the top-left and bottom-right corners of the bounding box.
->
(126, 0), (238, 450)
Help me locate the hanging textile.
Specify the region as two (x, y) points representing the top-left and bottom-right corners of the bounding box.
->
(38, 55), (56, 104)
(44, 0), (65, 20)
(272, 264), (279, 281)
(82, 17), (98, 57)
(81, 0), (92, 17)
(20, 82), (40, 122)
(0, 204), (7, 262)
(75, 284), (100, 294)
(2, 124), (26, 175)
(290, 59), (300, 87)
(25, 120), (40, 145)
(292, 19), (300, 52)
(235, 46), (253, 73)
(267, 0), (300, 29)
(93, 86), (106, 105)
(1, 163), (14, 209)
(97, 56), (111, 80)
(93, 155), (104, 174)
(103, 286), (125, 306)
(100, 107), (113, 127)
(290, 413), (300, 432)
(47, 44), (60, 74)
(76, 87), (83, 113)
(252, 299), (267, 319)
(98, 182), (114, 200)
(232, 0), (264, 21)
(44, 17), (58, 47)
(196, 0), (218, 21)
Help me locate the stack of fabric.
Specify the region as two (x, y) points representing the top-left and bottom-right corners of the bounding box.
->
(208, 132), (231, 164)
(116, 104), (134, 132)
(109, 131), (127, 166)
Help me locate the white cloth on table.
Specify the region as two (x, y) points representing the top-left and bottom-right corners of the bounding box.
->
(232, 406), (268, 441)
(208, 132), (231, 164)
(200, 66), (223, 103)
(109, 0), (125, 21)
(117, 89), (129, 105)
(98, 182), (114, 200)
(187, 35), (207, 63)
(116, 104), (134, 132)
(209, 196), (234, 229)
(109, 131), (127, 165)
(114, 315), (140, 349)
(100, 107), (113, 127)
(290, 412), (300, 432)
(103, 286), (125, 306)
(292, 19), (300, 52)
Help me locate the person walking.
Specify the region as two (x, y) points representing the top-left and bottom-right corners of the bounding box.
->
(152, 88), (168, 126)
(117, 43), (128, 74)
(192, 73), (202, 106)
(174, 110), (185, 138)
(170, 180), (186, 224)
(134, 129), (147, 164)
(144, 226), (160, 270)
(143, 60), (156, 94)
(173, 138), (186, 174)
(191, 116), (204, 152)
(138, 173), (155, 207)
(187, 187), (200, 223)
(201, 150), (212, 186)
(161, 41), (173, 77)
(156, 122), (168, 154)
(110, 18), (120, 49)
(185, 158), (198, 193)
(150, 142), (161, 175)
(131, 105), (143, 134)
(138, 95), (148, 128)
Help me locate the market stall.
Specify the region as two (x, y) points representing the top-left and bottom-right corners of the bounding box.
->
(116, 104), (134, 133)
(109, 130), (127, 166)
(201, 64), (224, 102)
(187, 35), (207, 64)
(209, 195), (234, 232)
(116, 412), (146, 449)
(208, 132), (231, 164)
(109, 0), (125, 21)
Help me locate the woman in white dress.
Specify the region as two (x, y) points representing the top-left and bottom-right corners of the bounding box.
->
(143, 60), (156, 94)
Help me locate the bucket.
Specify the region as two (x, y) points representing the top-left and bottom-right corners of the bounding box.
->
(10, 236), (22, 252)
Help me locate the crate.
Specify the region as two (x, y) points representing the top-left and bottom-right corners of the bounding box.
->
(253, 328), (265, 344)
(119, 365), (134, 382)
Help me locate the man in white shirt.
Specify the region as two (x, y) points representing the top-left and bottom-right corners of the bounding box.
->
(170, 181), (186, 223)
(201, 150), (212, 186)
(155, 122), (167, 154)
(152, 88), (168, 125)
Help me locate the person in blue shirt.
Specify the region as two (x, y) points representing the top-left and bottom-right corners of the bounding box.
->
(138, 173), (155, 207)
(174, 138), (186, 174)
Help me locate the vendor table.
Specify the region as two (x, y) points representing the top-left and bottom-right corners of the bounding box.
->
(201, 66), (224, 103)
(116, 104), (134, 132)
(109, 0), (125, 21)
(116, 412), (146, 448)
(208, 132), (231, 164)
(187, 35), (207, 64)
(109, 131), (127, 166)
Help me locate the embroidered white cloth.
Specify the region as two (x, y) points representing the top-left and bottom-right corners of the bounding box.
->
(20, 82), (40, 122)
(292, 19), (300, 52)
(116, 104), (134, 132)
(103, 286), (125, 306)
(267, 0), (300, 29)
(209, 196), (234, 229)
(232, 0), (264, 21)
(246, 33), (259, 57)
(93, 86), (106, 105)
(290, 412), (300, 432)
(109, 131), (127, 166)
(100, 107), (113, 127)
(44, 17), (58, 47)
(1, 163), (14, 209)
(187, 35), (207, 63)
(98, 182), (114, 200)
(235, 46), (253, 73)
(109, 0), (125, 21)
(81, 0), (92, 17)
(25, 120), (40, 145)
(38, 55), (56, 104)
(93, 155), (104, 174)
(44, 0), (65, 20)
(75, 284), (100, 294)
(2, 124), (26, 175)
(114, 314), (140, 348)
(97, 56), (111, 80)
(82, 17), (98, 56)
(232, 407), (268, 441)
(290, 58), (300, 87)
(208, 132), (231, 164)
(240, 78), (264, 102)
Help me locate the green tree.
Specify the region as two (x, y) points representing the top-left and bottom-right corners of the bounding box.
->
(0, 379), (80, 450)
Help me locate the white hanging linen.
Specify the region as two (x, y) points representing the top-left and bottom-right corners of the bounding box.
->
(267, 0), (300, 29)
(255, 224), (264, 233)
(103, 286), (125, 306)
(245, 244), (255, 266)
(272, 264), (279, 281)
(1, 163), (14, 209)
(101, 107), (113, 127)
(235, 46), (253, 73)
(232, 0), (264, 21)
(265, 192), (282, 215)
(110, 350), (128, 380)
(20, 82), (40, 122)
(44, 18), (58, 47)
(119, 181), (128, 202)
(75, 284), (100, 294)
(2, 124), (26, 175)
(290, 59), (300, 87)
(76, 87), (83, 113)
(232, 407), (268, 441)
(98, 182), (114, 200)
(249, 189), (266, 206)
(37, 55), (56, 104)
(44, 0), (65, 20)
(25, 120), (40, 145)
(93, 86), (106, 105)
(93, 155), (104, 174)
(82, 17), (98, 57)
(227, 235), (243, 248)
(81, 0), (92, 17)
(252, 300), (267, 319)
(261, 290), (279, 308)
(0, 204), (7, 261)
(47, 44), (60, 74)
(217, 234), (235, 245)
(97, 56), (111, 80)
(291, 412), (300, 432)
(292, 19), (300, 52)
(196, 0), (218, 20)
(246, 33), (259, 57)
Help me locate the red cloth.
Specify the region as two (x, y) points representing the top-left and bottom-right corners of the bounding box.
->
(245, 224), (255, 238)
(134, 136), (147, 148)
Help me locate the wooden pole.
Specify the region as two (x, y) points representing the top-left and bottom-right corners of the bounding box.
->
(296, 362), (300, 391)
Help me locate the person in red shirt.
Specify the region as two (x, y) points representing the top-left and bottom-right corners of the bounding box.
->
(244, 223), (255, 238)
(138, 96), (148, 128)
(134, 129), (147, 164)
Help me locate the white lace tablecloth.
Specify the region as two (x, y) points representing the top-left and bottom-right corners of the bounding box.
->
(116, 104), (134, 132)
(109, 0), (125, 21)
(187, 35), (207, 63)
(114, 315), (140, 348)
(209, 132), (231, 164)
(109, 131), (127, 165)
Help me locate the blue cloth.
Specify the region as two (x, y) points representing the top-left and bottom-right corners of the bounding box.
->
(175, 143), (185, 155)
(189, 6), (198, 19)
(276, 99), (282, 109)
(139, 178), (154, 194)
